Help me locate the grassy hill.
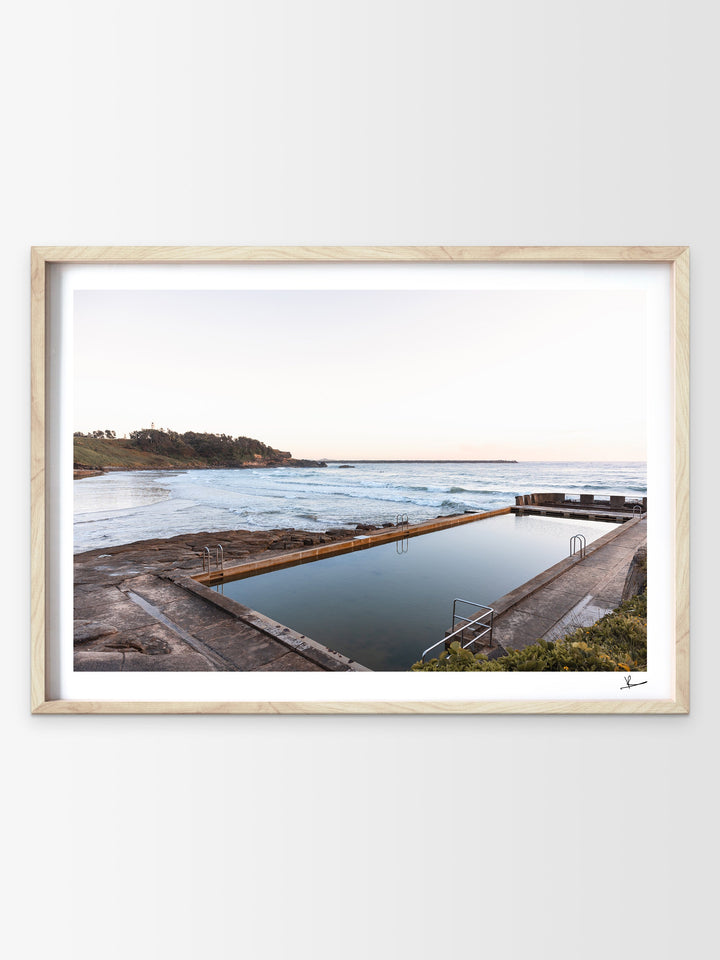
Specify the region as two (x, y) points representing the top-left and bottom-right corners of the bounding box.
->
(74, 436), (205, 470)
(73, 429), (323, 471)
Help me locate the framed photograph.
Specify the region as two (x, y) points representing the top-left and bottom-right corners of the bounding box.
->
(31, 246), (689, 714)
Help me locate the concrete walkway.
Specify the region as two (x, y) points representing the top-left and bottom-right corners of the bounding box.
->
(490, 518), (647, 652)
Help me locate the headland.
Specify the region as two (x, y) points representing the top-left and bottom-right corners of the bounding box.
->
(73, 427), (327, 476)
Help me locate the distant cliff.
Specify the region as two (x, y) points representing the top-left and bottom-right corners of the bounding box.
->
(73, 429), (326, 473)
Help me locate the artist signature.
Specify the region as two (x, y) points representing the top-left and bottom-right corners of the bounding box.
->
(620, 675), (648, 691)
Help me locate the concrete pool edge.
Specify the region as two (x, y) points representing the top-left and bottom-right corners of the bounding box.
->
(185, 508), (641, 671)
(488, 516), (645, 618)
(72, 502), (644, 674)
(167, 572), (371, 671)
(193, 506), (514, 586)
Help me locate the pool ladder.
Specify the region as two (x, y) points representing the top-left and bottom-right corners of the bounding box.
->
(421, 598), (494, 662)
(202, 544), (225, 575)
(569, 534), (587, 559)
(395, 514), (409, 554)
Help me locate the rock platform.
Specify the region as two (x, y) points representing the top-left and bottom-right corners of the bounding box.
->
(74, 527), (370, 672)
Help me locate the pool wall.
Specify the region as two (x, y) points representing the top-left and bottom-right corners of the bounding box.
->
(489, 515), (644, 618)
(170, 572), (372, 671)
(194, 506), (514, 586)
(185, 504), (643, 673)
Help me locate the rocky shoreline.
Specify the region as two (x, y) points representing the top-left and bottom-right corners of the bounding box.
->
(74, 459), (326, 479)
(74, 519), (406, 670)
(75, 520), (397, 572)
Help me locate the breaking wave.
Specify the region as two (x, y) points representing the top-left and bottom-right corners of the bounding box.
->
(74, 460), (647, 552)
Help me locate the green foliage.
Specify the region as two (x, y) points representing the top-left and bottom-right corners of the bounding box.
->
(74, 429), (115, 439)
(74, 428), (295, 471)
(128, 428), (286, 466)
(411, 592), (647, 672)
(411, 641), (491, 671)
(560, 592), (646, 671)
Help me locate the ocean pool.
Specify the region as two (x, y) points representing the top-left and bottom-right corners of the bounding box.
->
(217, 513), (619, 670)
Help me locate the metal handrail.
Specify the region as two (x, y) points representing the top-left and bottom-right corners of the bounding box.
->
(394, 515), (409, 553)
(202, 544), (224, 574)
(631, 504), (643, 518)
(569, 534), (587, 559)
(446, 614), (493, 646)
(452, 597), (493, 622)
(421, 599), (494, 661)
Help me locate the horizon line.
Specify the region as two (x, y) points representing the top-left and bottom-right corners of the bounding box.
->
(318, 458), (647, 464)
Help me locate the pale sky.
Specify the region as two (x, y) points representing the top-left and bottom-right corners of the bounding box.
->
(74, 288), (646, 461)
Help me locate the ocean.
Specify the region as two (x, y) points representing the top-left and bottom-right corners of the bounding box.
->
(73, 460), (647, 553)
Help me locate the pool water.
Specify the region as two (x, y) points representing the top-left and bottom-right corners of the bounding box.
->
(219, 514), (618, 671)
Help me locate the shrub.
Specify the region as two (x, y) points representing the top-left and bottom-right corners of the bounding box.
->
(411, 592), (647, 672)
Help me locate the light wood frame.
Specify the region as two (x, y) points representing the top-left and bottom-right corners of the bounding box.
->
(31, 246), (689, 714)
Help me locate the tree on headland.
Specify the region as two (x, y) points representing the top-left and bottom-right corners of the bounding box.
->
(74, 429), (116, 439)
(128, 428), (289, 466)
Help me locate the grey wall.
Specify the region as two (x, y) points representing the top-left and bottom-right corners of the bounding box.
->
(3, 2), (715, 958)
